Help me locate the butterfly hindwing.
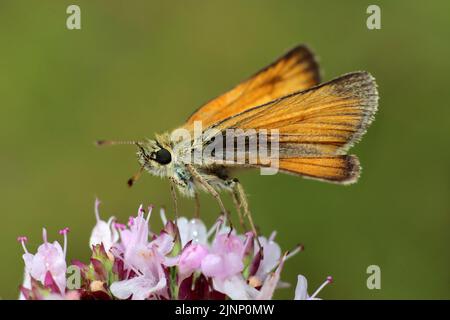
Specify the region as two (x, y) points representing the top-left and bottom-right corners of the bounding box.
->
(275, 155), (361, 184)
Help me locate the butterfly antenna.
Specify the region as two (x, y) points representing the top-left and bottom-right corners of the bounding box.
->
(127, 166), (145, 187)
(95, 140), (142, 147)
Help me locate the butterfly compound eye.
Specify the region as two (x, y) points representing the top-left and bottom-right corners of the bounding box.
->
(155, 148), (172, 165)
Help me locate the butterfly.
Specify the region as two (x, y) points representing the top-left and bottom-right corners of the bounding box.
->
(97, 44), (378, 237)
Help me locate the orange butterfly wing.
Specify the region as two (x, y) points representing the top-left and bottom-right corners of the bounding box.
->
(275, 156), (360, 184)
(213, 72), (378, 157)
(183, 45), (320, 131)
(178, 44), (378, 184)
(210, 72), (378, 184)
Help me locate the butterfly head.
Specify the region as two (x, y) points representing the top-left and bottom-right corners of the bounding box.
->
(136, 138), (173, 177)
(95, 135), (174, 185)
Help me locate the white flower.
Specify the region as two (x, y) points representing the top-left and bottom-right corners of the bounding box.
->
(89, 198), (119, 251)
(295, 275), (333, 300)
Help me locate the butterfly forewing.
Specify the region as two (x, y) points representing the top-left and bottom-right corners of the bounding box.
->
(211, 72), (378, 158)
(184, 45), (321, 131)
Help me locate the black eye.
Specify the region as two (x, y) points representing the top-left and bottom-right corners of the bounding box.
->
(154, 148), (172, 165)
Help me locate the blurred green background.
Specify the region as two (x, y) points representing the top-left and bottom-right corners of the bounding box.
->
(0, 0), (449, 299)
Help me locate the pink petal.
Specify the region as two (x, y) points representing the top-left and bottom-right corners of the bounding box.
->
(212, 275), (258, 300)
(178, 244), (208, 279)
(255, 237), (281, 280)
(151, 232), (174, 256)
(201, 252), (243, 279)
(257, 254), (286, 300)
(110, 274), (166, 300)
(212, 234), (244, 256)
(201, 254), (224, 278)
(163, 256), (179, 267)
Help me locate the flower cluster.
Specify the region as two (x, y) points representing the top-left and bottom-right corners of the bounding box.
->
(17, 200), (332, 300)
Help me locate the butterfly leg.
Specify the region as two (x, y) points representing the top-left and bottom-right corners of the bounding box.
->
(169, 179), (179, 219)
(186, 164), (230, 223)
(231, 179), (262, 251)
(194, 191), (201, 218)
(230, 187), (247, 230)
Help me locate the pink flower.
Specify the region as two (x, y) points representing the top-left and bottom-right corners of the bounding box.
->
(200, 232), (250, 299)
(202, 253), (243, 278)
(212, 252), (288, 300)
(17, 199), (332, 300)
(211, 274), (259, 300)
(212, 233), (245, 256)
(89, 198), (119, 252)
(118, 206), (151, 269)
(110, 246), (167, 300)
(201, 233), (245, 279)
(19, 228), (68, 295)
(44, 291), (80, 300)
(109, 206), (169, 300)
(151, 231), (175, 257)
(178, 243), (209, 280)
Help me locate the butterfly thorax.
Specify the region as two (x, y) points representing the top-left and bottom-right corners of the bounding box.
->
(136, 132), (233, 197)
